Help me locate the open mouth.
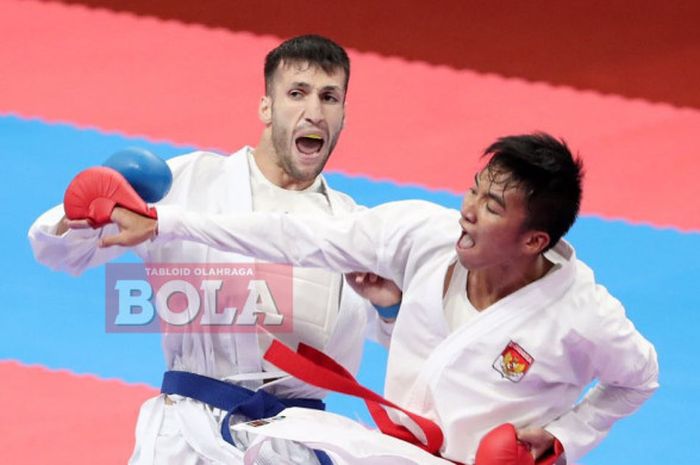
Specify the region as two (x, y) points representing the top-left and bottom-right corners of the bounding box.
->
(457, 231), (475, 250)
(295, 134), (325, 155)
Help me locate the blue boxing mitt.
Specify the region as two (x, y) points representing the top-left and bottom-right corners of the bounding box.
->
(103, 147), (173, 203)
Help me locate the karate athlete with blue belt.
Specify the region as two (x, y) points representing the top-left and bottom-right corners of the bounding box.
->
(28, 35), (401, 465)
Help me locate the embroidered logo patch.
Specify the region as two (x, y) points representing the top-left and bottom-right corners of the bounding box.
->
(492, 341), (534, 383)
(244, 415), (286, 428)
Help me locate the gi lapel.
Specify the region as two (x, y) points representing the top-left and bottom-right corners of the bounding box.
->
(407, 242), (577, 410)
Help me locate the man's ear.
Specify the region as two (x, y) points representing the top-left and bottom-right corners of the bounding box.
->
(259, 96), (272, 125)
(523, 230), (551, 256)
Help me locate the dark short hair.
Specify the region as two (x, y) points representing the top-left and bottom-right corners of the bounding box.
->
(483, 133), (584, 250)
(264, 34), (350, 95)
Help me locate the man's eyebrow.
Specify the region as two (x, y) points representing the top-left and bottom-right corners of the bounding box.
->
(288, 82), (342, 93)
(320, 84), (343, 92)
(486, 191), (506, 209)
(289, 81), (312, 89)
(475, 172), (506, 209)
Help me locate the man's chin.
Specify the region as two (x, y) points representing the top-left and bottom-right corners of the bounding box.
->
(287, 163), (323, 184)
(455, 249), (478, 270)
(292, 153), (329, 178)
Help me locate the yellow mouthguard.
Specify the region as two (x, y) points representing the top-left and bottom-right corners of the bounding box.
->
(305, 134), (323, 140)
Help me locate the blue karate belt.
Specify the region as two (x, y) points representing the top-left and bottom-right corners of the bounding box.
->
(161, 370), (333, 465)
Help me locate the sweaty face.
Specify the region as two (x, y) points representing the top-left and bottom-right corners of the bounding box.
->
(267, 61), (346, 183)
(455, 168), (532, 270)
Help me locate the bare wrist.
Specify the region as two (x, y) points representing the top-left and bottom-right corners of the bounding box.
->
(54, 216), (70, 236)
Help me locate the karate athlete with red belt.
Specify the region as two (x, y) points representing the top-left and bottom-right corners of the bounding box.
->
(63, 133), (659, 465)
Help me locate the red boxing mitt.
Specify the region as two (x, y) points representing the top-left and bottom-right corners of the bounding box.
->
(63, 166), (157, 228)
(475, 424), (533, 465)
(475, 424), (563, 465)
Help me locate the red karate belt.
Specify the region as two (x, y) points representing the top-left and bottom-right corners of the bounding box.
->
(264, 340), (445, 456)
(264, 340), (563, 465)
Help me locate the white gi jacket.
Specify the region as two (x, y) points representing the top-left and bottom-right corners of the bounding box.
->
(154, 200), (660, 465)
(28, 148), (393, 464)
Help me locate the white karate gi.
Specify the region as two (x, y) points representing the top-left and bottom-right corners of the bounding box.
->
(153, 199), (660, 465)
(28, 148), (392, 464)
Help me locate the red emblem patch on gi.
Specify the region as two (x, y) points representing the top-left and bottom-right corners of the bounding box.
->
(492, 341), (534, 383)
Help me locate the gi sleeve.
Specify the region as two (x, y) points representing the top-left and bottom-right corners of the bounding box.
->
(544, 287), (659, 463)
(156, 200), (458, 289)
(363, 303), (396, 348)
(28, 203), (134, 276)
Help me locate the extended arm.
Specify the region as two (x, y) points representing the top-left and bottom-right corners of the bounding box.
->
(105, 200), (459, 290)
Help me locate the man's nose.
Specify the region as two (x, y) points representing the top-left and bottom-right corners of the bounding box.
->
(461, 198), (477, 223)
(303, 95), (324, 124)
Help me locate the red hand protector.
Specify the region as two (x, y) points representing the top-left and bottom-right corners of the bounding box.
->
(63, 166), (157, 228)
(475, 424), (563, 465)
(475, 424), (533, 465)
